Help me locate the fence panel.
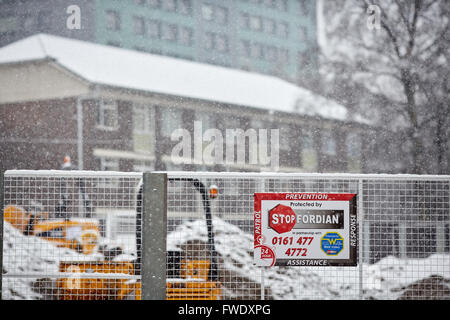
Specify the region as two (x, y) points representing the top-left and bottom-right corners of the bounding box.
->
(166, 172), (450, 300)
(1, 170), (142, 300)
(1, 170), (449, 300)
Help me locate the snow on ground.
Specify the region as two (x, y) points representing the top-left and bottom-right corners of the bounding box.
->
(1, 221), (101, 300)
(167, 217), (450, 300)
(2, 218), (449, 300)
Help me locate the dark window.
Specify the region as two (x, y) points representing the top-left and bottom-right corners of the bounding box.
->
(278, 22), (289, 38)
(178, 0), (192, 15)
(164, 0), (177, 12)
(162, 23), (178, 41)
(180, 27), (193, 46)
(133, 16), (146, 35)
(240, 39), (251, 57)
(263, 18), (276, 35)
(148, 0), (161, 9)
(215, 34), (228, 52)
(240, 12), (249, 29)
(147, 19), (161, 38)
(106, 10), (121, 31)
(265, 46), (277, 61)
(216, 6), (228, 25)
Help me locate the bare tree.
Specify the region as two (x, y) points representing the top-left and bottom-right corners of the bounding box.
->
(320, 0), (449, 174)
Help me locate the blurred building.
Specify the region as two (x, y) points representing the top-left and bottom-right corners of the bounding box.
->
(0, 34), (375, 174)
(0, 0), (318, 88)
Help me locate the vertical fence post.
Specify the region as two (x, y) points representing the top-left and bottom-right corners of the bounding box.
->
(358, 179), (364, 300)
(0, 171), (4, 300)
(258, 177), (265, 300)
(141, 172), (167, 300)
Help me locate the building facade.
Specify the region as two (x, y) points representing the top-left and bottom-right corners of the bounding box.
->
(0, 0), (318, 87)
(0, 34), (374, 175)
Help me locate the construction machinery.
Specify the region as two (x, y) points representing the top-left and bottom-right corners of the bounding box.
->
(56, 177), (221, 300)
(3, 174), (221, 300)
(4, 204), (100, 255)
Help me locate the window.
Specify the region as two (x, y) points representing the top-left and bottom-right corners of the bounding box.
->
(298, 0), (310, 15)
(133, 104), (153, 133)
(266, 46), (277, 62)
(280, 0), (288, 11)
(37, 10), (50, 29)
(346, 132), (361, 159)
(204, 32), (228, 53)
(133, 160), (154, 172)
(195, 111), (215, 133)
(161, 107), (182, 137)
(0, 16), (17, 33)
(204, 32), (214, 50)
(148, 0), (161, 8)
(98, 157), (119, 171)
(278, 22), (289, 38)
(147, 19), (160, 38)
(321, 130), (337, 155)
(164, 0), (177, 11)
(240, 12), (249, 29)
(96, 99), (118, 130)
(263, 18), (276, 35)
(298, 50), (314, 68)
(162, 23), (178, 41)
(133, 16), (146, 35)
(250, 42), (263, 59)
(264, 0), (276, 8)
(240, 40), (251, 57)
(105, 10), (120, 31)
(299, 26), (307, 41)
(279, 124), (291, 151)
(215, 34), (228, 52)
(301, 130), (317, 171)
(279, 48), (289, 63)
(201, 4), (214, 20)
(303, 131), (314, 150)
(133, 104), (155, 154)
(23, 15), (34, 31)
(180, 27), (193, 46)
(97, 157), (120, 187)
(178, 0), (192, 15)
(249, 15), (262, 31)
(215, 6), (228, 25)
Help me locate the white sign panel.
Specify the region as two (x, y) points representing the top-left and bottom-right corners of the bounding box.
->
(254, 193), (357, 267)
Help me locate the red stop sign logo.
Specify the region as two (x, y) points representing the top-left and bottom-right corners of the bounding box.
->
(269, 204), (296, 234)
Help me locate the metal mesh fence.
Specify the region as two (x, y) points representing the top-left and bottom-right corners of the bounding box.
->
(1, 170), (449, 300)
(1, 171), (142, 300)
(165, 172), (450, 300)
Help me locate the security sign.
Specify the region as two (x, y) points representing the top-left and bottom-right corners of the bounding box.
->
(269, 204), (296, 234)
(254, 193), (357, 267)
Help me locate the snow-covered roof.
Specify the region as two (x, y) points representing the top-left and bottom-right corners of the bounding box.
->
(0, 33), (364, 123)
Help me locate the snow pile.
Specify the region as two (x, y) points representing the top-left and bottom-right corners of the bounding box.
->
(2, 217), (449, 300)
(1, 221), (100, 300)
(168, 218), (450, 300)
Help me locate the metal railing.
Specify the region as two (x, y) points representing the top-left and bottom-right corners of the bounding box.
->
(1, 170), (449, 300)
